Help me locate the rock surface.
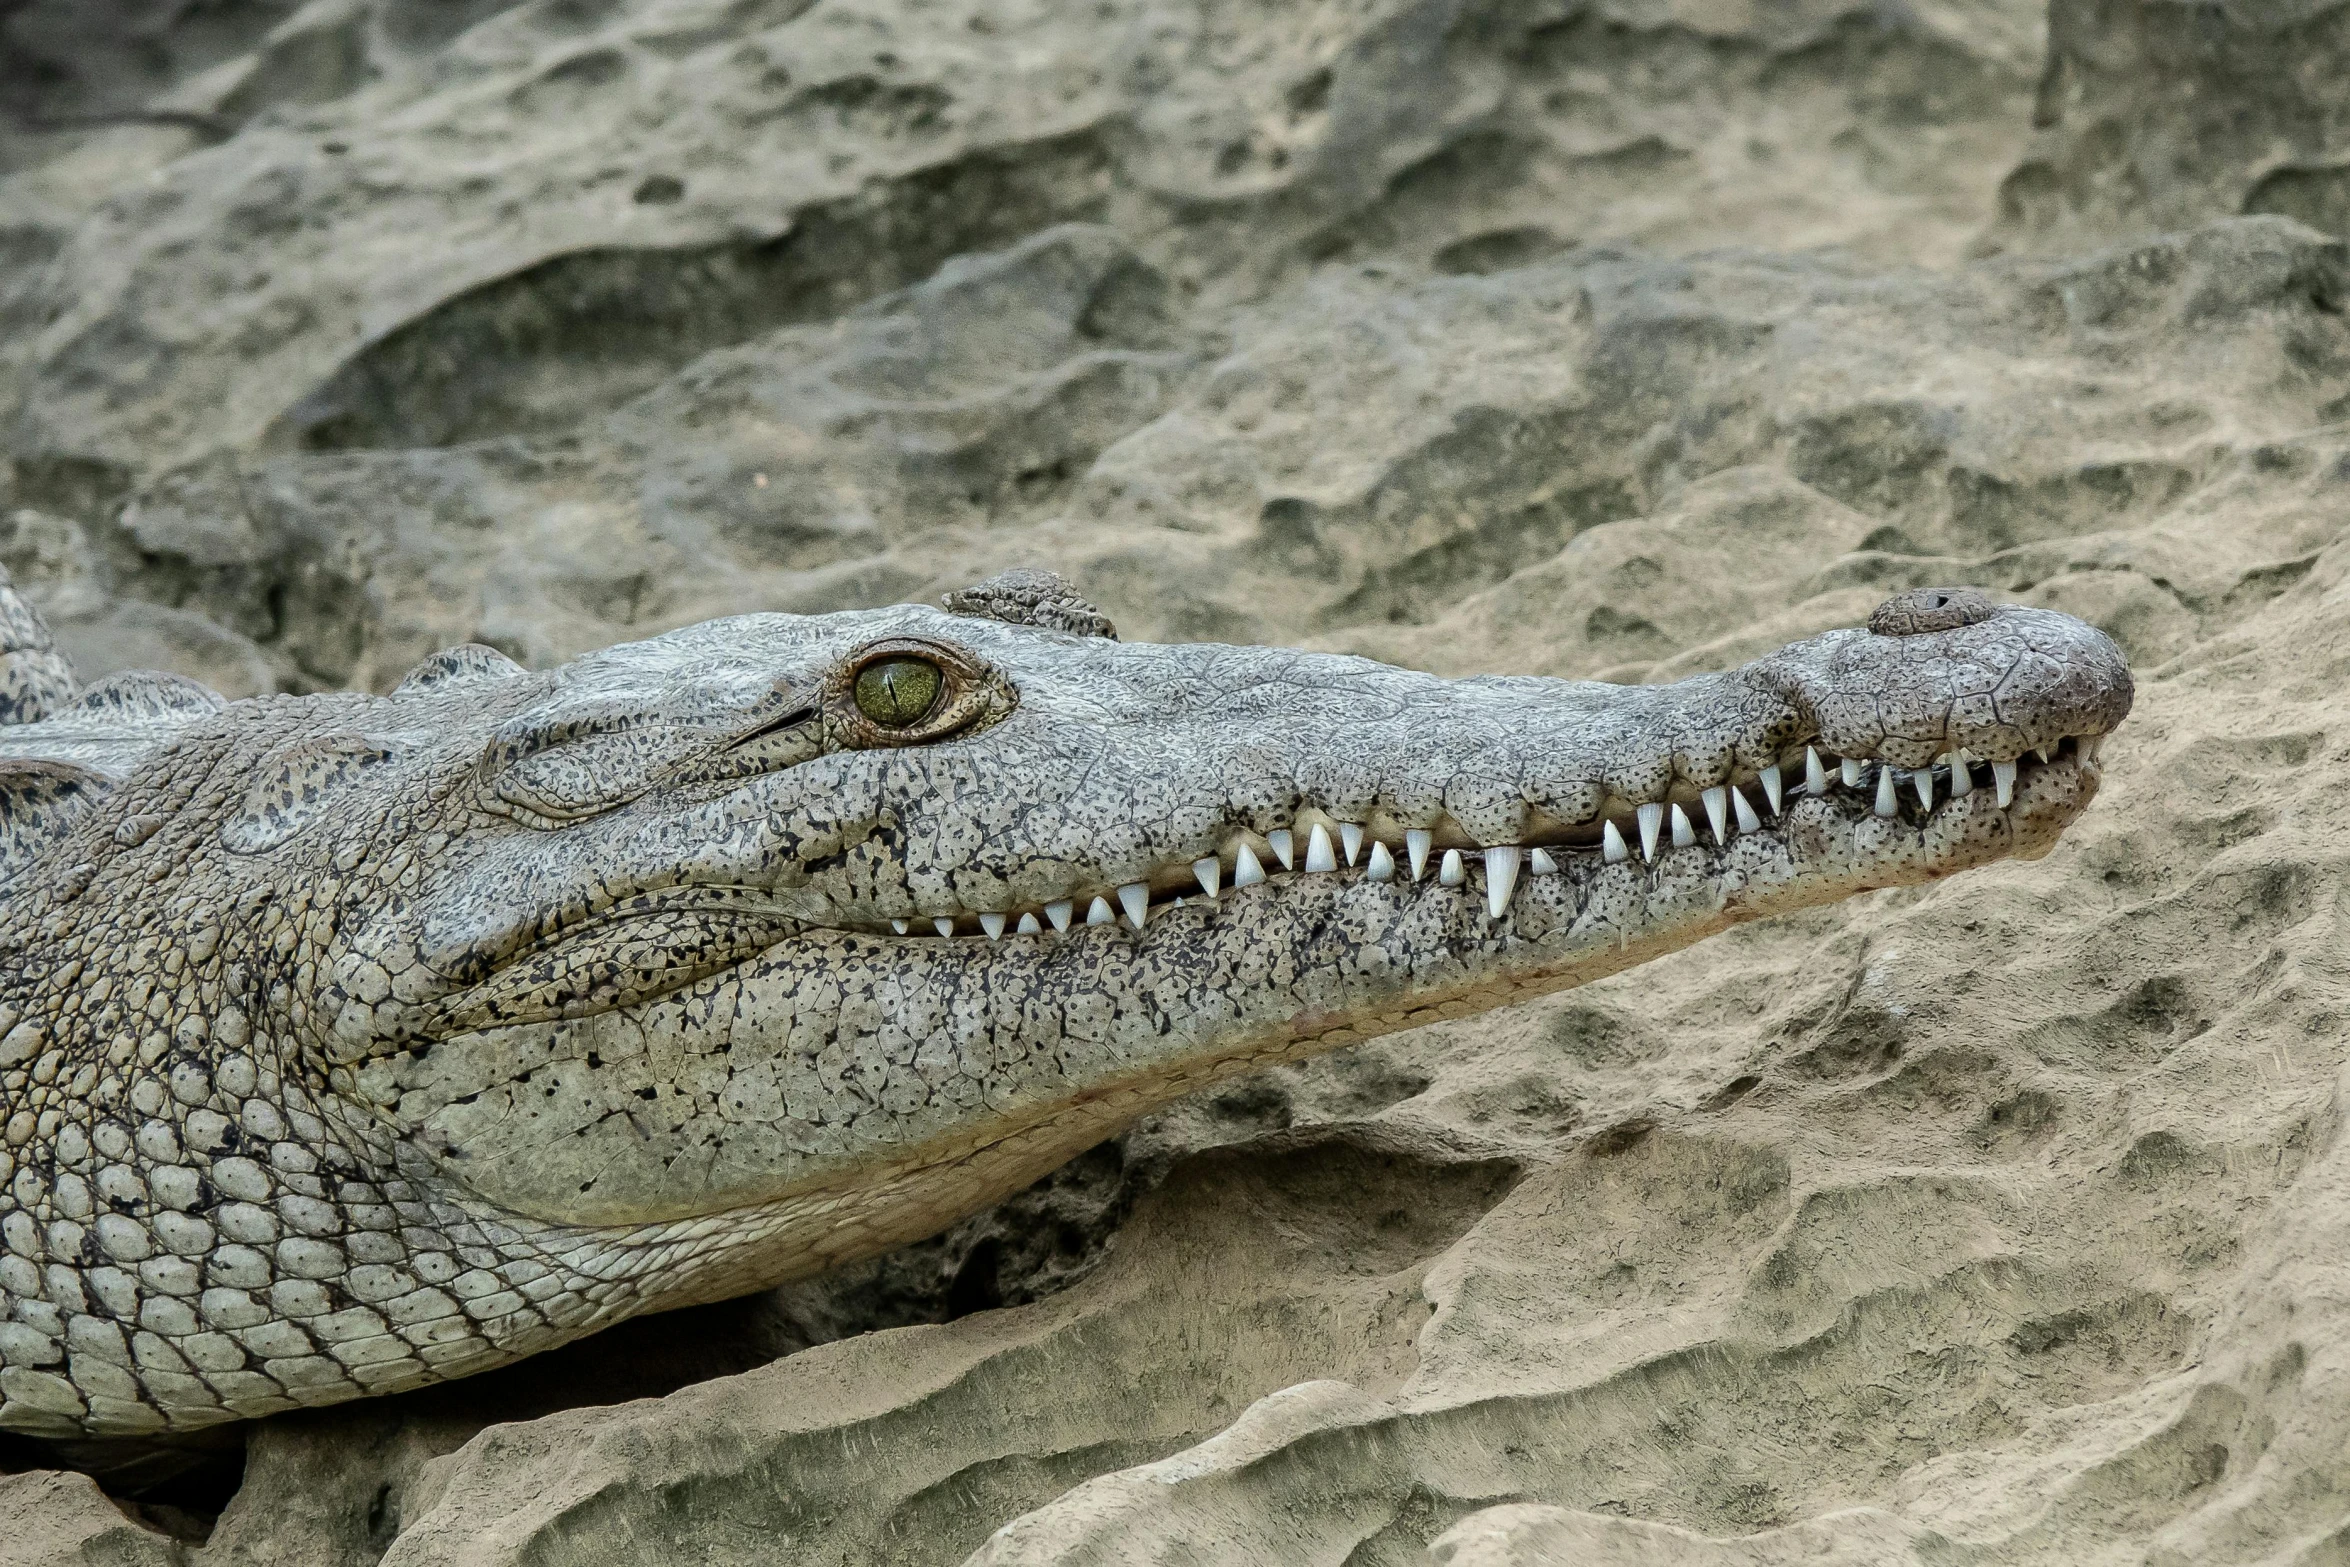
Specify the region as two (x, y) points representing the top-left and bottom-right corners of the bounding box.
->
(7, 0), (2350, 1563)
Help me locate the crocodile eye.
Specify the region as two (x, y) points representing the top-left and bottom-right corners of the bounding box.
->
(853, 657), (943, 728)
(827, 637), (1016, 749)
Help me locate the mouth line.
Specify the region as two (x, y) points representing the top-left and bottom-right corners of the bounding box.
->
(438, 734), (2105, 1034)
(852, 733), (2107, 942)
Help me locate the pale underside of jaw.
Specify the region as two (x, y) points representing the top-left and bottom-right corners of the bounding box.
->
(864, 733), (2109, 942)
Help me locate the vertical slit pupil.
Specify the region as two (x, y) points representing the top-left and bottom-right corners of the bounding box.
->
(854, 658), (944, 727)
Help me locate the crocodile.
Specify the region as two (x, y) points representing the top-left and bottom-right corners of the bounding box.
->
(0, 569), (2130, 1439)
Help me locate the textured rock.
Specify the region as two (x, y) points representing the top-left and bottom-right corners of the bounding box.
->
(8, 0), (2350, 1562)
(0, 1469), (181, 1566)
(1993, 0), (2350, 255)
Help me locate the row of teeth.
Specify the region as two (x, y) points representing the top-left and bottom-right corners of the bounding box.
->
(885, 739), (2098, 940)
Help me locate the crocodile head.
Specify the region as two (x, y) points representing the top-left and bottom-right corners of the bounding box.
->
(0, 577), (2130, 1434)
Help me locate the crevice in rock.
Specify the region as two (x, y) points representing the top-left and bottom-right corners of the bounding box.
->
(273, 129), (1117, 451)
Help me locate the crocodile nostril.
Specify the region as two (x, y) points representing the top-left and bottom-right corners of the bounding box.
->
(1868, 585), (1999, 636)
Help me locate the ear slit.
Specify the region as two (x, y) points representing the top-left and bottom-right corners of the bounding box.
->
(726, 705), (819, 752)
(220, 735), (393, 854)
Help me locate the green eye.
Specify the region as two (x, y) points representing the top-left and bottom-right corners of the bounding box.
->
(853, 657), (944, 728)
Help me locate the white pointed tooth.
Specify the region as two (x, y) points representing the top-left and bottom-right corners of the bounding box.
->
(1340, 822), (1363, 865)
(934, 917), (956, 938)
(1636, 802), (1664, 862)
(1732, 785), (1762, 834)
(1669, 803), (1695, 849)
(890, 918), (910, 935)
(1913, 767), (1934, 810)
(2034, 744), (2051, 764)
(1406, 829), (1433, 882)
(1267, 828), (1295, 870)
(1305, 822), (1337, 873)
(1046, 899), (1074, 932)
(1484, 846), (1521, 918)
(1760, 763), (1783, 814)
(1529, 847), (1559, 876)
(1233, 842), (1267, 887)
(1805, 747), (1828, 794)
(1946, 749), (1973, 797)
(1016, 913), (1041, 934)
(1841, 757), (1864, 789)
(1439, 848), (1465, 886)
(1603, 819), (1630, 864)
(1192, 857), (1221, 898)
(1118, 882), (1149, 929)
(1993, 759), (2016, 808)
(1701, 786), (1729, 845)
(1086, 895), (1115, 926)
(980, 912), (1006, 940)
(2081, 736), (2102, 763)
(1366, 841), (1397, 881)
(1873, 765), (1898, 817)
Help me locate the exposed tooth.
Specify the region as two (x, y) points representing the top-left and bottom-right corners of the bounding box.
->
(1118, 882), (1149, 929)
(1016, 913), (1042, 935)
(934, 917), (956, 938)
(1439, 848), (1465, 886)
(1340, 823), (1363, 866)
(1406, 829), (1433, 882)
(1603, 819), (1630, 864)
(1806, 747), (1828, 794)
(1993, 759), (2017, 808)
(1529, 847), (1559, 875)
(1702, 786), (1729, 845)
(1193, 857), (1221, 898)
(1233, 842), (1267, 887)
(2081, 736), (2102, 764)
(1637, 802), (1664, 862)
(2034, 745), (2051, 764)
(1946, 749), (1973, 797)
(1913, 767), (1934, 810)
(1760, 763), (1783, 814)
(891, 919), (910, 935)
(1086, 895), (1115, 926)
(1841, 757), (1864, 789)
(1732, 786), (1762, 834)
(1305, 822), (1337, 873)
(1046, 899), (1074, 932)
(1267, 828), (1295, 870)
(1670, 803), (1695, 849)
(1367, 841), (1397, 881)
(980, 912), (1006, 940)
(1873, 765), (1898, 817)
(1484, 846), (1521, 917)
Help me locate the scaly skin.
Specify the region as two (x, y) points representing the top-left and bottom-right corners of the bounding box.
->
(0, 573), (2130, 1438)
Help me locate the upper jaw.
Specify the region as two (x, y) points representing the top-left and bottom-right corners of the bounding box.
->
(815, 733), (2110, 941)
(805, 600), (2133, 937)
(397, 595), (2131, 984)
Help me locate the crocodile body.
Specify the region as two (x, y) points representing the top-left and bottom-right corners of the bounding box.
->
(0, 571), (2131, 1438)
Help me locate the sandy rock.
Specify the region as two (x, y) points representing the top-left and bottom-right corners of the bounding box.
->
(1993, 0), (2350, 256)
(15, 214), (2346, 692)
(1426, 1504), (1926, 1566)
(0, 1469), (183, 1567)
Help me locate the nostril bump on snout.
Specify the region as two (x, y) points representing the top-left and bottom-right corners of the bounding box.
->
(1868, 585), (1999, 636)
